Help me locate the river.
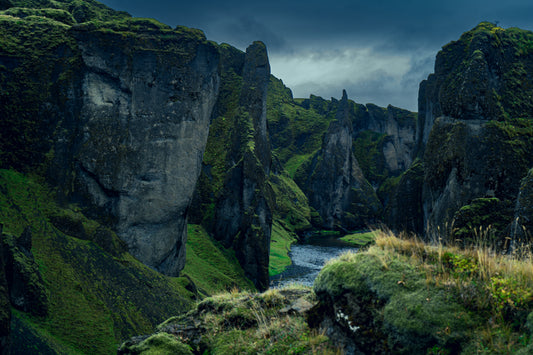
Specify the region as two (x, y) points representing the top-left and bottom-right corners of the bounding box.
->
(269, 234), (358, 288)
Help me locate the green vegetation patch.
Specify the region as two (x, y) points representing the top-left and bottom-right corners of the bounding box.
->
(0, 170), (195, 354)
(340, 231), (377, 248)
(314, 248), (476, 353)
(313, 232), (533, 353)
(183, 224), (254, 296)
(267, 76), (333, 165)
(269, 221), (297, 277)
(0, 12), (78, 170)
(135, 286), (339, 354)
(352, 130), (389, 186)
(119, 332), (193, 355)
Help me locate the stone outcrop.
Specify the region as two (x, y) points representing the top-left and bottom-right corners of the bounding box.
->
(212, 42), (273, 291)
(301, 91), (381, 230)
(52, 25), (220, 276)
(354, 104), (417, 175)
(190, 41), (273, 290)
(410, 23), (533, 240)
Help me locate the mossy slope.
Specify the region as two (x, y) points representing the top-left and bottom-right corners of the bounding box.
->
(0, 170), (196, 354)
(119, 285), (339, 354)
(182, 224), (254, 296)
(312, 232), (533, 354)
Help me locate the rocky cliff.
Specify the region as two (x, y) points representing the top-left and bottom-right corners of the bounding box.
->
(63, 23), (219, 276)
(414, 23), (533, 241)
(190, 42), (273, 290)
(353, 103), (417, 178)
(0, 2), (221, 277)
(268, 86), (417, 232)
(0, 0), (271, 351)
(299, 91), (381, 230)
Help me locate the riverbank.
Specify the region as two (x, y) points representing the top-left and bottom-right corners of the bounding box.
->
(269, 227), (378, 280)
(121, 230), (533, 354)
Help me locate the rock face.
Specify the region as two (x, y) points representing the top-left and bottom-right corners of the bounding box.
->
(53, 26), (220, 275)
(191, 42), (273, 290)
(416, 22), (532, 149)
(1, 1), (275, 288)
(384, 160), (425, 234)
(302, 91), (381, 230)
(354, 104), (417, 176)
(410, 23), (533, 240)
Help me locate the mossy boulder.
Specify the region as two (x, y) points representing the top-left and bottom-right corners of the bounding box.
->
(120, 286), (337, 354)
(311, 251), (475, 354)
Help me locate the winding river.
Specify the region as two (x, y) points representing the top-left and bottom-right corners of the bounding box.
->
(269, 234), (358, 288)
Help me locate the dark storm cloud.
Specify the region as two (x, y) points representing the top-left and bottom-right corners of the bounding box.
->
(98, 0), (533, 111)
(217, 16), (288, 51)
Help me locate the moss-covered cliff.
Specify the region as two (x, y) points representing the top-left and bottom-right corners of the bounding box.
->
(189, 41), (273, 291)
(409, 23), (533, 243)
(0, 0), (255, 352)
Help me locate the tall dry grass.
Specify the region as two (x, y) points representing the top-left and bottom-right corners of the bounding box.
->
(370, 227), (533, 321)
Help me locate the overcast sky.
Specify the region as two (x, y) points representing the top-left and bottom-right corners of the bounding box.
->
(98, 0), (533, 111)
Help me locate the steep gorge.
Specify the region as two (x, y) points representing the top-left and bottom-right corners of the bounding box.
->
(2, 1), (533, 353)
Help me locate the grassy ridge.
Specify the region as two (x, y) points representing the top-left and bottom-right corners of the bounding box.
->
(120, 285), (339, 354)
(314, 230), (533, 353)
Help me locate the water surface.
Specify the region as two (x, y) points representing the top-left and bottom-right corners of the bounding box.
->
(270, 235), (357, 288)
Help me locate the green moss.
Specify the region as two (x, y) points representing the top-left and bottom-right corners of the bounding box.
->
(452, 197), (514, 247)
(340, 231), (377, 248)
(352, 130), (389, 186)
(182, 224), (254, 296)
(151, 286), (337, 354)
(267, 76), (333, 165)
(0, 13), (78, 171)
(10, 310), (81, 355)
(2, 7), (75, 24)
(437, 22), (533, 120)
(315, 250), (476, 353)
(120, 332), (193, 355)
(0, 169), (195, 354)
(269, 173), (312, 232)
(269, 221), (297, 276)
